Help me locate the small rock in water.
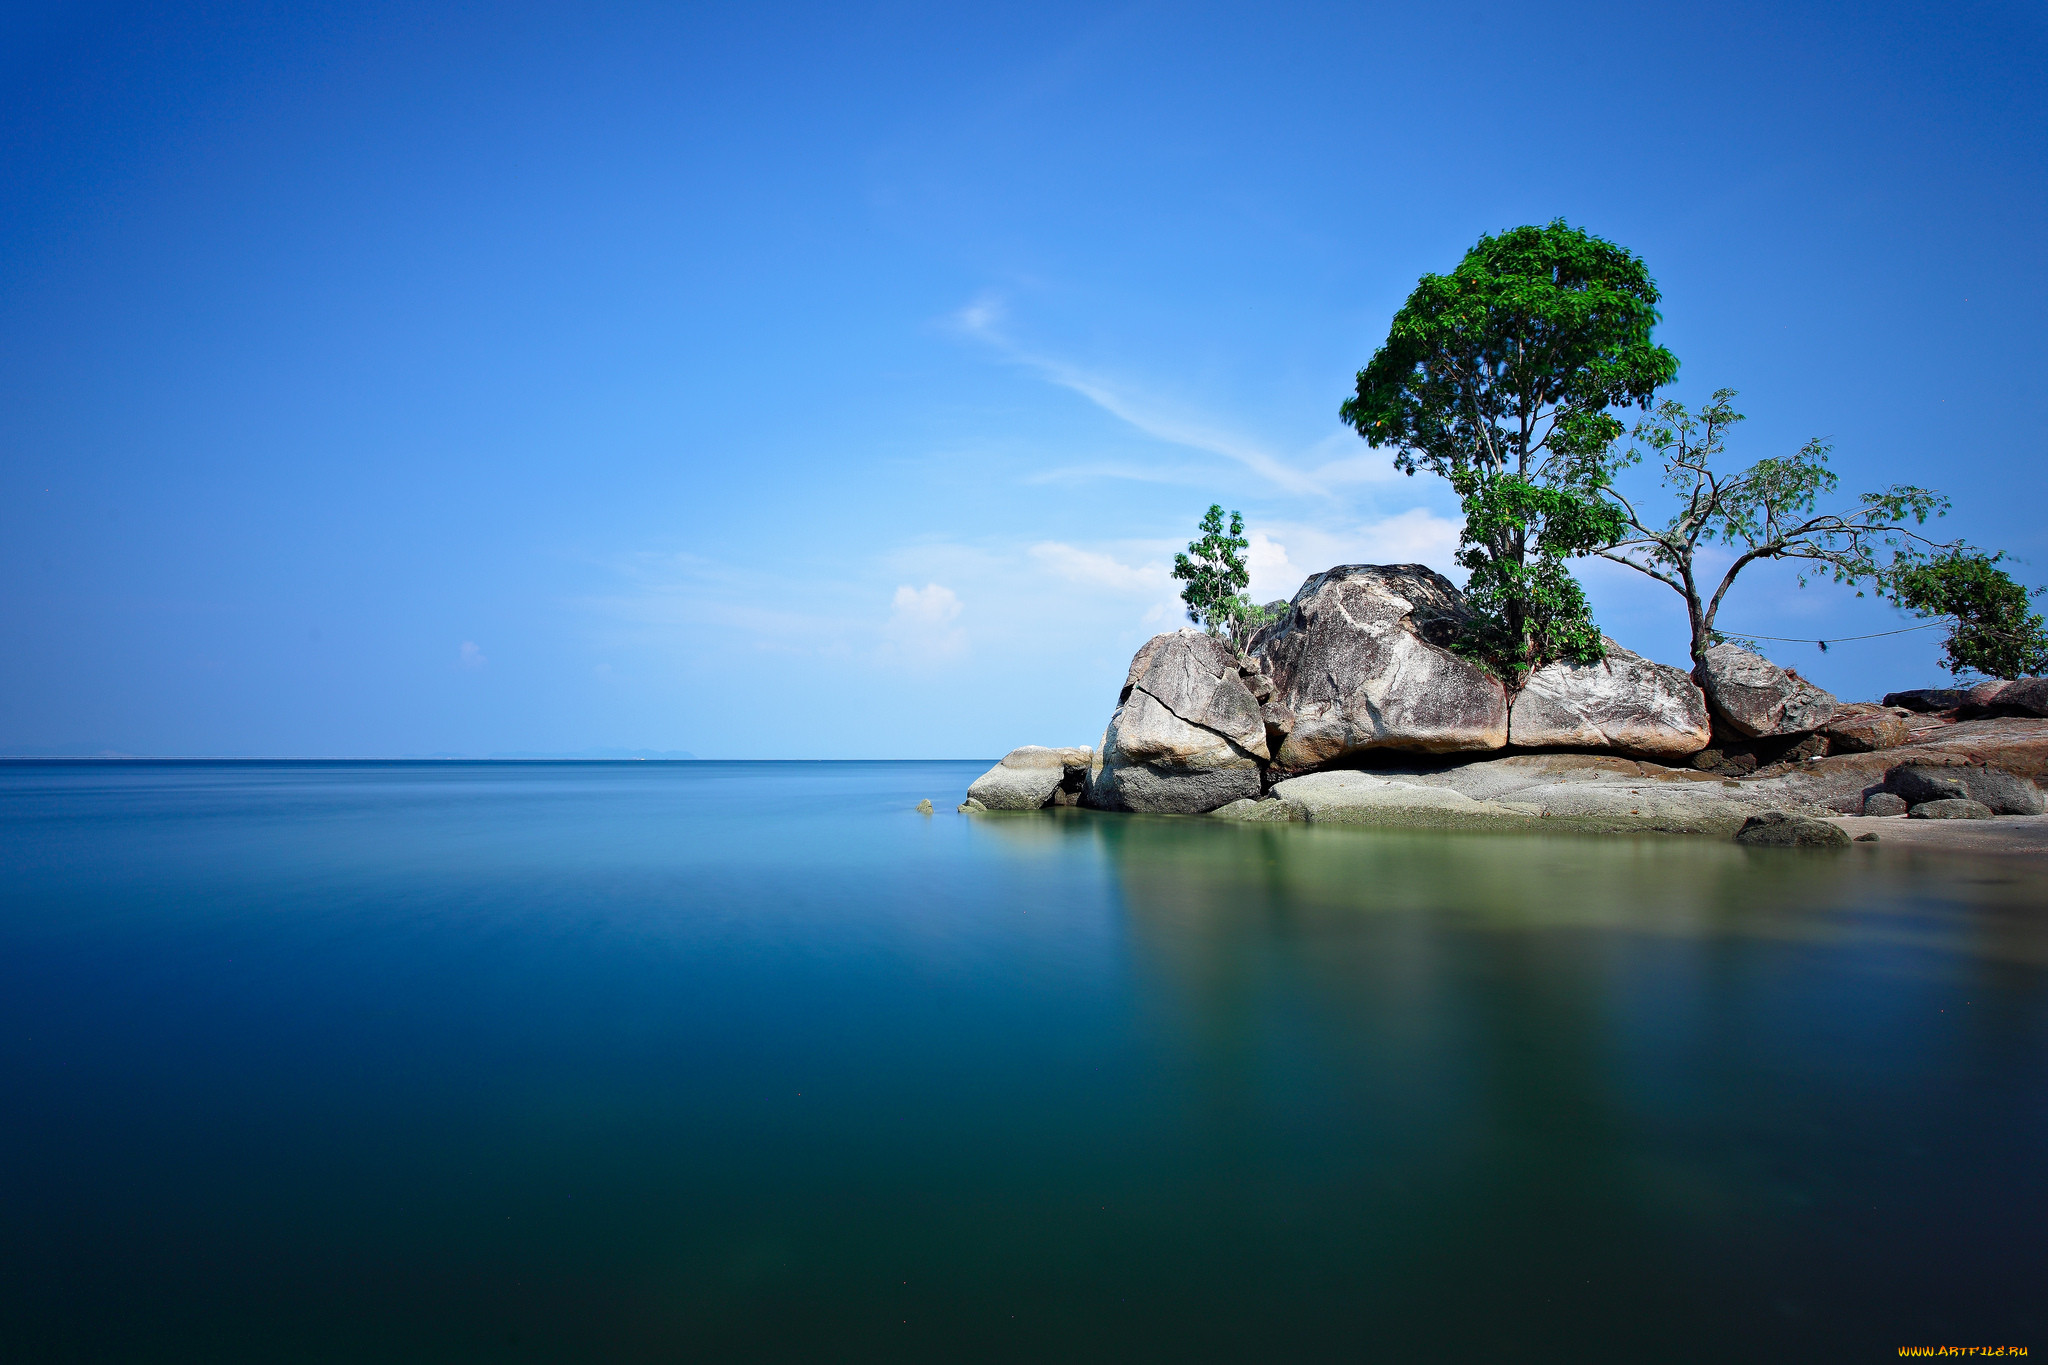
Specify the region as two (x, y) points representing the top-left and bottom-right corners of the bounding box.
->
(1854, 832), (1880, 842)
(916, 799), (933, 814)
(1734, 811), (1851, 847)
(1907, 798), (1994, 820)
(956, 797), (987, 814)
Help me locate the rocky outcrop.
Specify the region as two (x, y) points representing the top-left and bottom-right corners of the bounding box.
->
(1735, 811), (1851, 847)
(1255, 565), (1507, 770)
(965, 746), (1093, 810)
(1508, 641), (1711, 759)
(1696, 644), (1837, 738)
(1736, 715), (2048, 814)
(1087, 630), (1266, 814)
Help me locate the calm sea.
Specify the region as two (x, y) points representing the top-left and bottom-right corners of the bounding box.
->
(1, 760), (2042, 1361)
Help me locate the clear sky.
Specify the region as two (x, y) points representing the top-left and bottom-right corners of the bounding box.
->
(3, 0), (2043, 757)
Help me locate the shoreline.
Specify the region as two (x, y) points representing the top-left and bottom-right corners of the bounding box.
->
(1825, 813), (2048, 858)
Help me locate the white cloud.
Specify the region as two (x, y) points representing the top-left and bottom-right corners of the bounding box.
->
(1027, 542), (1172, 596)
(459, 641), (487, 668)
(890, 582), (963, 625)
(885, 582), (967, 659)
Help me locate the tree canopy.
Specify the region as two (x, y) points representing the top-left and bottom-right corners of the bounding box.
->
(1341, 221), (1675, 680)
(1342, 221), (1677, 484)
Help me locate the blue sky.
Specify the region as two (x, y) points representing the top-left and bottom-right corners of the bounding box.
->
(3, 0), (2043, 757)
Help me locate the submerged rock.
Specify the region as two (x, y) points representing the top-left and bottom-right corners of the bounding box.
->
(1735, 811), (1851, 847)
(1209, 796), (1306, 823)
(1508, 641), (1711, 759)
(1255, 565), (1507, 769)
(1696, 644), (1837, 738)
(1088, 630), (1266, 814)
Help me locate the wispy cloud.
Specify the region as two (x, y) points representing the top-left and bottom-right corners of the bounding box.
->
(459, 641), (487, 668)
(949, 295), (1367, 497)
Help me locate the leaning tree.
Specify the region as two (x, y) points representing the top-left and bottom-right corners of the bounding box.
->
(1586, 388), (1952, 666)
(1341, 220), (1677, 681)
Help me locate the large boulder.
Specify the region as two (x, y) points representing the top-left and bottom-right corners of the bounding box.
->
(1254, 565), (1508, 770)
(1696, 644), (1837, 738)
(1087, 630), (1267, 814)
(965, 746), (1093, 810)
(1508, 641), (1711, 759)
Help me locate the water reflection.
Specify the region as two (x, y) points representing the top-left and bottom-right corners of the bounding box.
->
(971, 811), (2048, 1356)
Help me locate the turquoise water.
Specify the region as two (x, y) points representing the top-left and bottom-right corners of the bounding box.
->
(1, 760), (2042, 1361)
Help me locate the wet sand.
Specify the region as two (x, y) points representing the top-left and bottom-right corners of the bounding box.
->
(1827, 813), (2048, 857)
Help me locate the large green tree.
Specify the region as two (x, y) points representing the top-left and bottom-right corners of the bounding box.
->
(1341, 221), (1676, 680)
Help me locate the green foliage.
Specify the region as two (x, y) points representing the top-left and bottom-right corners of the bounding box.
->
(1340, 221), (1674, 677)
(1593, 389), (1952, 664)
(1891, 550), (2048, 679)
(1341, 220), (1678, 483)
(1452, 476), (1626, 680)
(1171, 505), (1276, 657)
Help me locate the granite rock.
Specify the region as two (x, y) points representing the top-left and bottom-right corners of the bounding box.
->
(965, 745), (1094, 811)
(1087, 630), (1267, 814)
(1254, 565), (1508, 769)
(1509, 641), (1711, 759)
(1696, 644), (1837, 738)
